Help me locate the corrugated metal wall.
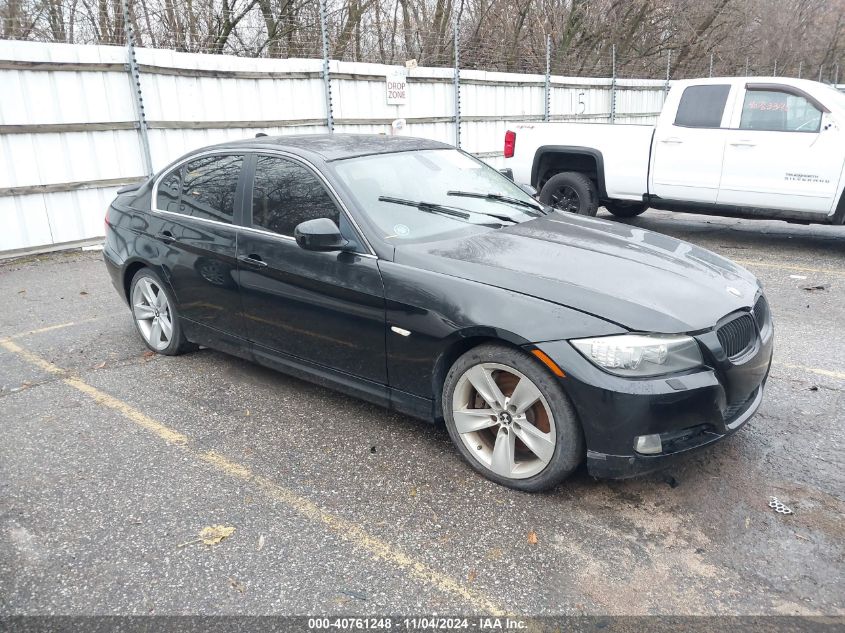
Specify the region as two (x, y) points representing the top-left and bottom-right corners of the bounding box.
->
(0, 40), (666, 254)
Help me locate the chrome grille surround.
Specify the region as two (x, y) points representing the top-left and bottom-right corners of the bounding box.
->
(753, 294), (771, 336)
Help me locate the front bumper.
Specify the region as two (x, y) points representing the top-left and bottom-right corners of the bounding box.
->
(531, 325), (773, 479)
(585, 386), (763, 478)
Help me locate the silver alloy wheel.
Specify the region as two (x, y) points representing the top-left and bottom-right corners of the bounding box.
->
(131, 277), (173, 351)
(452, 362), (556, 479)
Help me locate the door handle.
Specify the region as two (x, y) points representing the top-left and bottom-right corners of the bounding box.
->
(659, 137), (683, 144)
(238, 254), (268, 268)
(155, 231), (176, 243)
(729, 140), (756, 147)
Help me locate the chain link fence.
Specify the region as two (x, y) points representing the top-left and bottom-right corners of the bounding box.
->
(2, 0), (843, 83)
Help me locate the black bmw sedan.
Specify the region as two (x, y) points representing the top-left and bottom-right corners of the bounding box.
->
(103, 134), (773, 491)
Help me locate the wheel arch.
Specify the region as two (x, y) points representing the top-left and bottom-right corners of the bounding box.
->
(122, 259), (174, 303)
(430, 330), (528, 423)
(531, 146), (607, 198)
(833, 186), (845, 225)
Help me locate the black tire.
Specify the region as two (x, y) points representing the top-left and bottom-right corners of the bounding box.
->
(605, 201), (648, 218)
(442, 343), (584, 492)
(129, 268), (197, 356)
(538, 171), (599, 216)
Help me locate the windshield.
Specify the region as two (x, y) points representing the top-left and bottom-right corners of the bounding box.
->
(332, 149), (542, 243)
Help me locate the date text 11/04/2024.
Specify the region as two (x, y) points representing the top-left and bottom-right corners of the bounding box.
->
(307, 618), (527, 630)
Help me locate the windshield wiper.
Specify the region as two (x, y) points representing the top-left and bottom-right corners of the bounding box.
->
(378, 196), (506, 228)
(447, 190), (545, 215)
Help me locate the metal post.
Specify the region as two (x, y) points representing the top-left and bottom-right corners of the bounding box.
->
(544, 34), (551, 122)
(709, 52), (714, 77)
(664, 50), (671, 98)
(745, 57), (749, 76)
(773, 60), (777, 77)
(610, 44), (616, 124)
(819, 65), (823, 82)
(120, 0), (152, 176)
(318, 0), (334, 133)
(835, 64), (840, 86)
(798, 61), (803, 78)
(453, 16), (461, 148)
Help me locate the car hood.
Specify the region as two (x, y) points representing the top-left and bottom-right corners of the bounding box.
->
(393, 213), (760, 333)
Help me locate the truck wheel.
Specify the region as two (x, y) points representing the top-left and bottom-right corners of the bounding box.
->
(539, 172), (598, 216)
(605, 202), (648, 218)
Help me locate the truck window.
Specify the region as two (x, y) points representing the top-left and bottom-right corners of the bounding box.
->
(674, 85), (731, 128)
(739, 89), (822, 133)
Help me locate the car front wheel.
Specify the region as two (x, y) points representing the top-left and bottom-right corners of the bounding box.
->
(442, 343), (584, 491)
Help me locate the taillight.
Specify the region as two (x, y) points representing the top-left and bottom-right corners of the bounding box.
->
(504, 130), (516, 158)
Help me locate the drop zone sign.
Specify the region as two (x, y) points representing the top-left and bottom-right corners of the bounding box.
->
(386, 68), (408, 105)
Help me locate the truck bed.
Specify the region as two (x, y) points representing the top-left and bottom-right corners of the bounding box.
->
(507, 122), (655, 202)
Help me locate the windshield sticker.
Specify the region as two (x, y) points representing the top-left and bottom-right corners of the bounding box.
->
(393, 224), (410, 236)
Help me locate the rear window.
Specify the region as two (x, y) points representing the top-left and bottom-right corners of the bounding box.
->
(674, 85), (731, 128)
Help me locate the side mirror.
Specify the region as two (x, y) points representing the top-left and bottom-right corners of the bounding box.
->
(499, 168), (515, 181)
(518, 183), (538, 198)
(294, 218), (349, 252)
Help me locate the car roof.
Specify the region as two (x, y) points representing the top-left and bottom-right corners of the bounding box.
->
(202, 133), (454, 162)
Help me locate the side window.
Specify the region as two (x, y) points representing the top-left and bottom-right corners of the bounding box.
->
(180, 154), (243, 223)
(251, 155), (340, 237)
(156, 167), (182, 213)
(739, 90), (822, 132)
(674, 85), (731, 128)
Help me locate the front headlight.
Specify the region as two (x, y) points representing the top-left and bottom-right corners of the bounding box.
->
(570, 333), (703, 377)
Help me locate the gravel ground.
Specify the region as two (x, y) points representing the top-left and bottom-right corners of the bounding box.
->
(0, 209), (843, 618)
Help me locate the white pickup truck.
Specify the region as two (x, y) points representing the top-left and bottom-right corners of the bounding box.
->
(503, 77), (845, 225)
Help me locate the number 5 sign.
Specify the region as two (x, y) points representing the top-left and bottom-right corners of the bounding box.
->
(386, 67), (408, 105)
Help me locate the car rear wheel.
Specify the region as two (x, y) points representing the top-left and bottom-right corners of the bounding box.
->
(539, 171), (598, 216)
(605, 202), (647, 218)
(130, 268), (195, 356)
(442, 343), (583, 491)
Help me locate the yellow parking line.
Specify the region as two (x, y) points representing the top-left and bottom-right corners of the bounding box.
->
(0, 316), (109, 342)
(0, 339), (506, 616)
(732, 259), (845, 277)
(774, 362), (845, 381)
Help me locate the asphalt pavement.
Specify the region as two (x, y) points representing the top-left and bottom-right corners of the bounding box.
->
(1, 209), (843, 618)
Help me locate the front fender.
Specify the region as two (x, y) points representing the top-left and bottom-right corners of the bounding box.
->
(379, 260), (624, 401)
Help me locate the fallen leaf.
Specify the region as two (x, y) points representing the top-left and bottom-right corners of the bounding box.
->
(409, 487), (417, 497)
(94, 361), (107, 369)
(809, 385), (819, 392)
(142, 350), (155, 359)
(228, 577), (245, 593)
(257, 534), (265, 551)
(245, 409), (250, 416)
(467, 570), (477, 582)
(527, 530), (538, 545)
(17, 289), (25, 294)
(199, 524), (235, 545)
(79, 290), (89, 296)
(803, 285), (826, 292)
